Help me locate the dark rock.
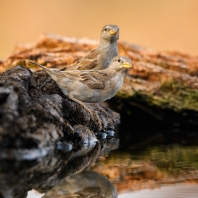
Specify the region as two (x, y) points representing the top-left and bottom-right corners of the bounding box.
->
(0, 66), (120, 159)
(106, 130), (115, 137)
(97, 132), (107, 140)
(56, 141), (73, 152)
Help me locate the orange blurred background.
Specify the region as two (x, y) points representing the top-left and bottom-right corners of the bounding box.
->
(0, 0), (198, 58)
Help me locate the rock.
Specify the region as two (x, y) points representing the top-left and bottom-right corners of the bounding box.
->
(118, 43), (198, 112)
(1, 33), (198, 124)
(0, 66), (120, 158)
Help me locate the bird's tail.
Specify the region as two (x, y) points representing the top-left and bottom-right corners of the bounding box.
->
(28, 61), (61, 83)
(28, 61), (51, 72)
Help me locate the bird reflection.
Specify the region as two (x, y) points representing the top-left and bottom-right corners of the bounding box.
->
(0, 136), (119, 198)
(43, 171), (118, 198)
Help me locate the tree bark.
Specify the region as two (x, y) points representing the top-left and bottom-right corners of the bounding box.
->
(1, 33), (198, 156)
(1, 33), (198, 115)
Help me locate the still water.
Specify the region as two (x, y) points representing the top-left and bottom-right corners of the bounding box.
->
(1, 130), (198, 198)
(1, 104), (198, 198)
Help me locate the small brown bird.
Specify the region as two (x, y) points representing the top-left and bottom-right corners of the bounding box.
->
(28, 56), (132, 128)
(61, 24), (119, 71)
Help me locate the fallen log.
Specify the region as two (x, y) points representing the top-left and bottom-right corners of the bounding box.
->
(1, 33), (198, 119)
(1, 33), (198, 155)
(0, 65), (119, 157)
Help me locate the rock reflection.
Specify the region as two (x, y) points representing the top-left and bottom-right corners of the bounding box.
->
(57, 141), (101, 180)
(0, 138), (119, 198)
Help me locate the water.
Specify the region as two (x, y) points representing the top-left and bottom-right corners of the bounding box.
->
(94, 144), (198, 197)
(1, 105), (198, 197)
(1, 133), (198, 197)
(119, 185), (198, 198)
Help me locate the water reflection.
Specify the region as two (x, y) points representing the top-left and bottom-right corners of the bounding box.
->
(119, 184), (198, 198)
(0, 138), (119, 198)
(1, 127), (198, 197)
(43, 171), (117, 198)
(92, 145), (198, 194)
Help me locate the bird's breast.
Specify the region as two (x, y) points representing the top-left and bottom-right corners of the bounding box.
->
(99, 44), (118, 69)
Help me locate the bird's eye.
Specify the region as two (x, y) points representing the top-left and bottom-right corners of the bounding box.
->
(118, 59), (120, 62)
(104, 28), (107, 31)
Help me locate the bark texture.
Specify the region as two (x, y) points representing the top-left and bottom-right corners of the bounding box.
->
(0, 33), (198, 155)
(0, 64), (119, 157)
(1, 33), (198, 115)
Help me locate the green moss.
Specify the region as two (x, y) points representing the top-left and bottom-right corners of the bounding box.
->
(159, 79), (198, 111)
(116, 89), (134, 99)
(116, 79), (198, 111)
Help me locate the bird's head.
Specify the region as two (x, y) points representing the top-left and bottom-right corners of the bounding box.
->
(100, 24), (119, 43)
(109, 56), (132, 72)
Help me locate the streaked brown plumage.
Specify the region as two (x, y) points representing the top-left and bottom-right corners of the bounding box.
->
(61, 24), (119, 71)
(28, 56), (132, 129)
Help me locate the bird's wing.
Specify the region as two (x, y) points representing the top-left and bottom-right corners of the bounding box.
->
(79, 70), (112, 89)
(61, 69), (113, 89)
(65, 49), (100, 70)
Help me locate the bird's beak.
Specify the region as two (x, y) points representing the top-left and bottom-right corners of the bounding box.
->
(122, 62), (132, 68)
(109, 29), (117, 35)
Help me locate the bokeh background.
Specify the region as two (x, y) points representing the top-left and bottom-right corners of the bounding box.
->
(0, 0), (198, 59)
(1, 1), (198, 198)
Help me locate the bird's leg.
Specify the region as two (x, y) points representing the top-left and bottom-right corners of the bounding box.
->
(68, 95), (102, 130)
(90, 103), (109, 118)
(69, 95), (93, 116)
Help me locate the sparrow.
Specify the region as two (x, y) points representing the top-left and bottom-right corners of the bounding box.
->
(61, 24), (119, 71)
(28, 56), (132, 128)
